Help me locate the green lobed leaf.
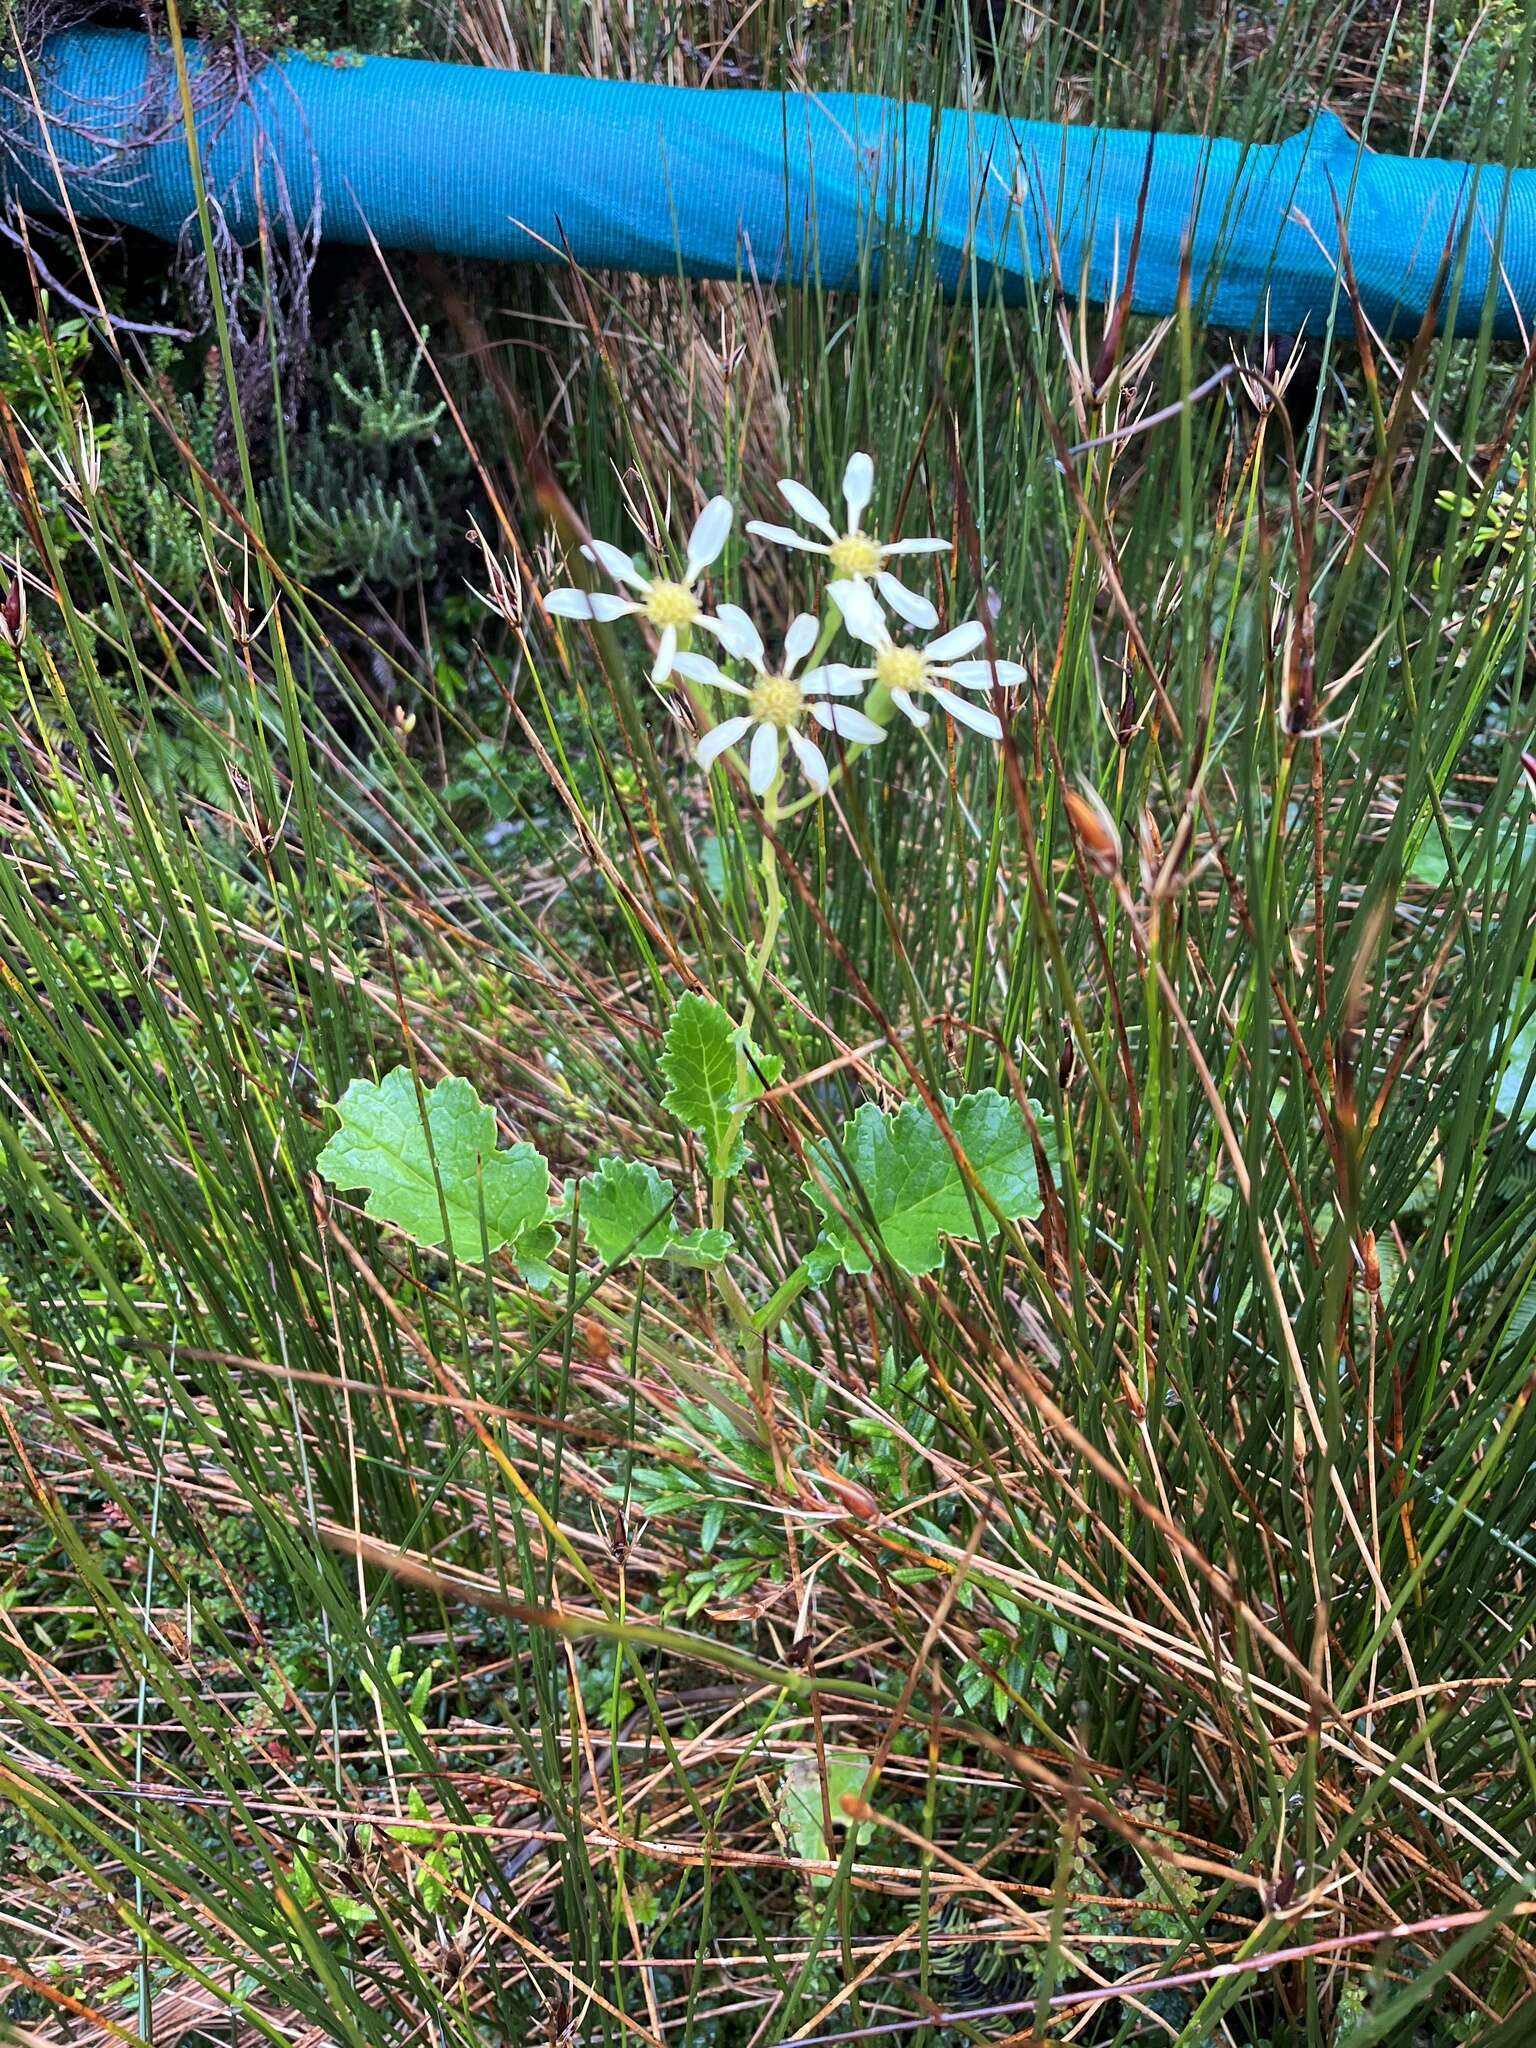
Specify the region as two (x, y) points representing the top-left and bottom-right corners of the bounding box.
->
(580, 1157), (676, 1262)
(659, 992), (782, 1178)
(578, 1155), (731, 1268)
(316, 1067), (557, 1278)
(805, 1089), (1054, 1277)
(666, 1226), (735, 1269)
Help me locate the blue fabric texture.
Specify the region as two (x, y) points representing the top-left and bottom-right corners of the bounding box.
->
(5, 26), (1534, 337)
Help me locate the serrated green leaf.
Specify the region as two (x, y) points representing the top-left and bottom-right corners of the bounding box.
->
(806, 1090), (1053, 1277)
(665, 1227), (733, 1269)
(578, 1156), (732, 1268)
(661, 995), (740, 1170)
(660, 992), (780, 1177)
(580, 1158), (677, 1263)
(317, 1067), (556, 1276)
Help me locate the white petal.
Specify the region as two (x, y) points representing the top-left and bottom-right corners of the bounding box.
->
(931, 684), (1003, 738)
(842, 452), (874, 527)
(879, 537), (951, 556)
(939, 659), (1030, 689)
(581, 539), (649, 589)
(924, 620), (987, 661)
(651, 625), (678, 681)
(891, 688), (929, 729)
(783, 612), (819, 670)
(800, 662), (875, 696)
(685, 495), (734, 576)
(748, 721), (781, 794)
(671, 650), (730, 686)
(809, 702), (886, 745)
(745, 520), (828, 553)
(875, 571), (938, 631)
(778, 478), (838, 537)
(828, 578), (888, 647)
(544, 588), (637, 622)
(696, 714), (753, 770)
(711, 602), (764, 666)
(697, 612), (748, 654)
(786, 725), (830, 791)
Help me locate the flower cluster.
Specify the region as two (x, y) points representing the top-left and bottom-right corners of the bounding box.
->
(541, 455), (1028, 800)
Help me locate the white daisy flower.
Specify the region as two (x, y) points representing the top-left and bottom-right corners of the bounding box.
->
(679, 608), (887, 797)
(746, 452), (949, 628)
(542, 495), (734, 682)
(826, 578), (1028, 741)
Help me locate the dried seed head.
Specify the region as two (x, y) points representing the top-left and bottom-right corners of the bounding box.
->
(0, 566), (24, 649)
(1117, 671), (1138, 748)
(1062, 778), (1122, 877)
(1279, 601), (1317, 737)
(1362, 1231), (1380, 1298)
(472, 516), (524, 627)
(1089, 292), (1131, 402)
(1268, 1860), (1306, 1914)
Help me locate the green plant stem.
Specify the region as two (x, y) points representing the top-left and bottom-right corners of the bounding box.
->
(748, 785), (786, 990)
(778, 679), (896, 822)
(750, 1260), (815, 1331)
(710, 785), (783, 1330)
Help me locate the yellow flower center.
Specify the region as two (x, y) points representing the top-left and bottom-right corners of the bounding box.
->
(875, 643), (929, 694)
(828, 533), (883, 578)
(644, 579), (700, 630)
(747, 674), (803, 729)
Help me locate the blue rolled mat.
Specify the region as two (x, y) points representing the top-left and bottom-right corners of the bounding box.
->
(4, 25), (1533, 337)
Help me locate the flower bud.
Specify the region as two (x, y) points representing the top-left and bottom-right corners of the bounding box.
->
(809, 1462), (880, 1523)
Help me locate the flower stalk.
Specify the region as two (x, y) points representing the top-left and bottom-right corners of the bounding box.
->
(525, 453), (1036, 1345)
